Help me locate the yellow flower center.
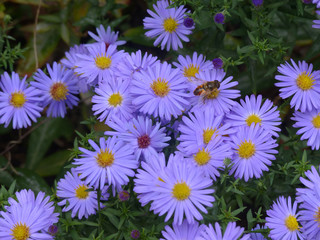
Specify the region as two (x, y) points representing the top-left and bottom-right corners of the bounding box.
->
(285, 215), (300, 232)
(95, 55), (112, 69)
(96, 148), (115, 167)
(150, 78), (170, 97)
(172, 182), (191, 201)
(11, 222), (30, 240)
(246, 114), (262, 126)
(314, 207), (320, 225)
(312, 114), (320, 128)
(203, 128), (217, 144)
(184, 64), (199, 78)
(50, 82), (68, 101)
(108, 93), (123, 107)
(10, 92), (26, 108)
(237, 140), (256, 159)
(163, 17), (178, 33)
(296, 72), (315, 90)
(75, 185), (89, 199)
(193, 148), (211, 166)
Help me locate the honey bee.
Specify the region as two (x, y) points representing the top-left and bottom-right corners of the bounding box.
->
(193, 80), (220, 103)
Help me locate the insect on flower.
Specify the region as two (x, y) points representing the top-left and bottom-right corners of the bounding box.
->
(193, 80), (220, 103)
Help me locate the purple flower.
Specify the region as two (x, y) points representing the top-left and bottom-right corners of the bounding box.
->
(275, 59), (320, 112)
(252, 0), (263, 7)
(105, 115), (170, 161)
(212, 58), (223, 69)
(199, 222), (251, 240)
(88, 24), (126, 49)
(229, 124), (278, 181)
(177, 109), (234, 155)
(173, 52), (213, 82)
(266, 196), (303, 240)
(214, 13), (225, 24)
(250, 225), (267, 240)
(57, 168), (103, 219)
(131, 61), (189, 120)
(298, 184), (320, 239)
(226, 94), (281, 137)
(292, 109), (320, 150)
(0, 71), (42, 129)
(185, 135), (233, 180)
(32, 62), (79, 118)
(303, 0), (312, 4)
(75, 43), (125, 85)
(0, 189), (59, 240)
(149, 154), (215, 225)
(143, 0), (194, 51)
(48, 225), (58, 236)
(161, 220), (205, 240)
(183, 17), (194, 28)
(189, 69), (240, 115)
(74, 137), (138, 190)
(92, 76), (134, 122)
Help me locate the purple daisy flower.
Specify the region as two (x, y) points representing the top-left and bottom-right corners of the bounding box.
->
(177, 109), (234, 155)
(115, 50), (159, 79)
(298, 184), (320, 239)
(0, 71), (42, 129)
(150, 154), (215, 225)
(105, 115), (170, 161)
(160, 220), (205, 240)
(74, 136), (138, 190)
(60, 44), (90, 92)
(75, 43), (125, 85)
(214, 13), (225, 24)
(229, 124), (278, 182)
(143, 0), (194, 51)
(266, 196), (304, 240)
(212, 58), (223, 69)
(118, 190), (130, 201)
(92, 77), (134, 122)
(199, 222), (251, 240)
(134, 153), (168, 206)
(275, 59), (320, 112)
(226, 94), (281, 137)
(190, 69), (240, 115)
(292, 109), (320, 150)
(32, 62), (79, 118)
(313, 11), (320, 29)
(250, 225), (267, 240)
(88, 24), (126, 49)
(0, 189), (59, 240)
(57, 168), (103, 219)
(173, 52), (213, 82)
(185, 135), (232, 180)
(296, 166), (320, 202)
(131, 61), (189, 120)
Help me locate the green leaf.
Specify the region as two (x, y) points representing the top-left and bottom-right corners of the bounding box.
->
(60, 23), (70, 45)
(35, 150), (71, 177)
(26, 118), (73, 170)
(0, 157), (14, 187)
(15, 168), (51, 194)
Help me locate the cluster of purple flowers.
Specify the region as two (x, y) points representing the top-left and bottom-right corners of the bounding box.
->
(1, 0), (320, 239)
(275, 59), (320, 150)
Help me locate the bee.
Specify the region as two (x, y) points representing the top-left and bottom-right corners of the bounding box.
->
(193, 80), (220, 103)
